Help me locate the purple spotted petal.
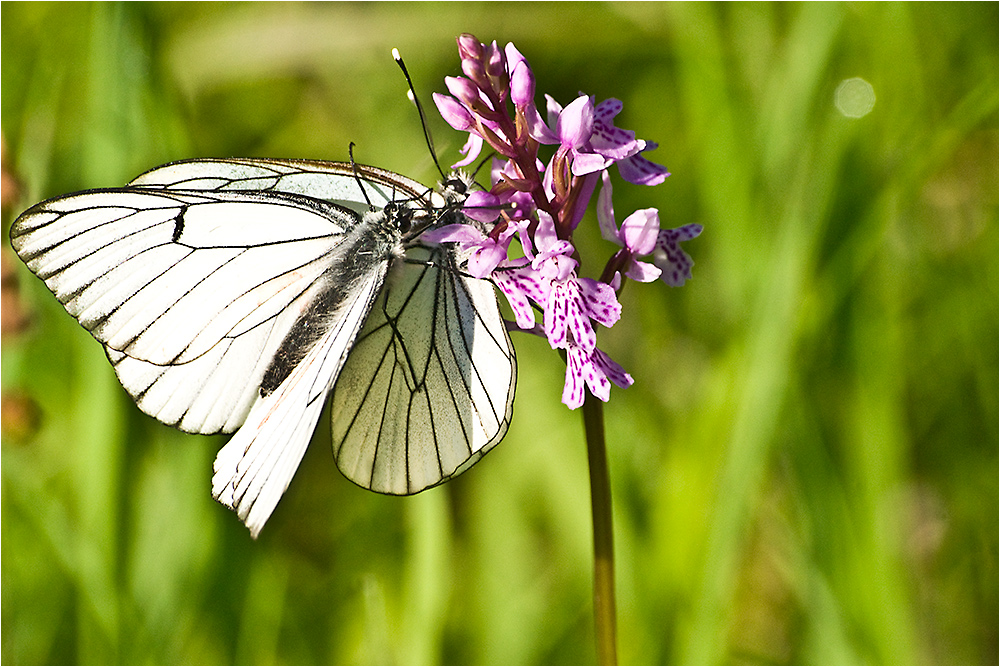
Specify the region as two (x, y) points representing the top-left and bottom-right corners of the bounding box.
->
(544, 280), (575, 348)
(561, 344), (634, 409)
(578, 277), (621, 328)
(618, 143), (670, 186)
(562, 345), (588, 409)
(595, 97), (620, 119)
(669, 222), (703, 242)
(652, 223), (703, 286)
(592, 347), (633, 390)
(493, 266), (547, 330)
(542, 276), (618, 353)
(581, 354), (612, 402)
(590, 98), (641, 161)
(566, 280), (598, 351)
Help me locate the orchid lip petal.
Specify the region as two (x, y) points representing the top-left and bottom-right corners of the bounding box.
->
(618, 151), (670, 186)
(594, 98), (623, 122)
(652, 225), (701, 286)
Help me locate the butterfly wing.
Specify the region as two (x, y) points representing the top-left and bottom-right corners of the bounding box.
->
(330, 242), (517, 494)
(11, 187), (367, 432)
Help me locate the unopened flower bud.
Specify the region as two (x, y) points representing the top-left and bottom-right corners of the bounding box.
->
(433, 93), (475, 131)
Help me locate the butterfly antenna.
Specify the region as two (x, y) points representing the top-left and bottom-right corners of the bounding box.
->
(348, 142), (375, 210)
(393, 48), (447, 181)
(473, 153), (493, 179)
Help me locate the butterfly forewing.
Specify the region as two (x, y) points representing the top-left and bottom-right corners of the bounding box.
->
(10, 187), (359, 435)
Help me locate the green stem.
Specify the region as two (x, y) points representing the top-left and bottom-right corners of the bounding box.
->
(583, 395), (617, 665)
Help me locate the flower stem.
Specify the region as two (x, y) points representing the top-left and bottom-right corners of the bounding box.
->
(583, 395), (617, 665)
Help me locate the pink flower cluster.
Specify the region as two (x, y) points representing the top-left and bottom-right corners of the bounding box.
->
(426, 35), (702, 409)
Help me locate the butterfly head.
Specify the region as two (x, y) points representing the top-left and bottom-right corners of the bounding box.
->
(383, 200), (416, 234)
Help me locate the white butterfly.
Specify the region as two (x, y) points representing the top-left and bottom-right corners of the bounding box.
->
(10, 157), (517, 537)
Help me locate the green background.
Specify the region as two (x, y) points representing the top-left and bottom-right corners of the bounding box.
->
(2, 3), (996, 664)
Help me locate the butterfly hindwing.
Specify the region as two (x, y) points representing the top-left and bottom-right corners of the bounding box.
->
(212, 259), (390, 537)
(130, 157), (434, 213)
(330, 243), (516, 494)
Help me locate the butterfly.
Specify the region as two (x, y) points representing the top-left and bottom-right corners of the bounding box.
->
(10, 157), (517, 537)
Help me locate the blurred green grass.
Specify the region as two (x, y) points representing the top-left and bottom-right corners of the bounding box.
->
(2, 2), (996, 664)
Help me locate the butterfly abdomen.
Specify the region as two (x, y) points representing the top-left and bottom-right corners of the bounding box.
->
(259, 210), (400, 397)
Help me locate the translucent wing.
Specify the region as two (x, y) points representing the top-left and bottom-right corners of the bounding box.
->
(330, 243), (517, 494)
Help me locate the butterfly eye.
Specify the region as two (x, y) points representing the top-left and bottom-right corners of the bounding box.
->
(443, 177), (467, 195)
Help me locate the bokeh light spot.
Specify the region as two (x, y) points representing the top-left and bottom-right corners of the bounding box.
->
(835, 77), (876, 118)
